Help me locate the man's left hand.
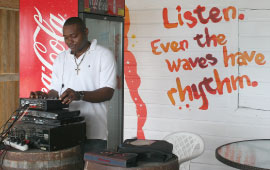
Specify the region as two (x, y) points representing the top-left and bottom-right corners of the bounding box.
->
(60, 88), (80, 104)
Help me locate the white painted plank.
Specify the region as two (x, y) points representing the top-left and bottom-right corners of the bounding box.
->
(125, 1), (270, 170)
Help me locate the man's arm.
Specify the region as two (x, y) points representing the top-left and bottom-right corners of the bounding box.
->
(60, 87), (114, 104)
(81, 87), (114, 103)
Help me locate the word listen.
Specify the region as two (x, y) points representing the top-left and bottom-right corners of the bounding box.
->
(167, 69), (258, 110)
(163, 5), (244, 29)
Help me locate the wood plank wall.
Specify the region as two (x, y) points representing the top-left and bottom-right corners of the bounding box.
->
(0, 0), (19, 130)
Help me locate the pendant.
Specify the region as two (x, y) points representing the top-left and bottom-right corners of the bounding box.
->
(75, 66), (80, 75)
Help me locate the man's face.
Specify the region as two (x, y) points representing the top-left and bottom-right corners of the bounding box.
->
(63, 24), (88, 54)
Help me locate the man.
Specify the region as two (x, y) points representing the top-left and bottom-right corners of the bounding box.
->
(30, 17), (117, 152)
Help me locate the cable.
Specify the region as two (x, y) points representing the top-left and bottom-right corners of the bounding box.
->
(0, 109), (18, 135)
(59, 52), (66, 96)
(0, 105), (29, 168)
(0, 148), (8, 168)
(1, 108), (28, 140)
(0, 104), (26, 132)
(0, 104), (29, 144)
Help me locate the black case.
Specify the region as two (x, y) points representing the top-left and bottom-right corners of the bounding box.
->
(118, 139), (174, 162)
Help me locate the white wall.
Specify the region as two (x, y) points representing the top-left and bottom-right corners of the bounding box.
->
(124, 0), (270, 169)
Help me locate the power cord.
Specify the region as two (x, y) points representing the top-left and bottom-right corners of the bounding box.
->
(0, 104), (29, 168)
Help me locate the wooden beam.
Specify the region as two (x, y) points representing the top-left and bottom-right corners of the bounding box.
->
(0, 0), (19, 9)
(0, 73), (19, 82)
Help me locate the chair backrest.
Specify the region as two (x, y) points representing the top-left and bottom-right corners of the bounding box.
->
(163, 132), (205, 170)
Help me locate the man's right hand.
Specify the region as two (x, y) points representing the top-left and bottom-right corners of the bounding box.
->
(29, 91), (48, 99)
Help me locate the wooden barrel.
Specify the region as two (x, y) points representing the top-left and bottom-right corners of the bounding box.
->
(0, 145), (83, 170)
(84, 158), (179, 170)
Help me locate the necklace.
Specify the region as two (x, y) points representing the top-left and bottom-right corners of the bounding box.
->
(74, 46), (90, 75)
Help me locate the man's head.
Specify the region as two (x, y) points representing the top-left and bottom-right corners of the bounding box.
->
(63, 17), (89, 54)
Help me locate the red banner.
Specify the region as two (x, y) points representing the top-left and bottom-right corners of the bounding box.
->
(19, 0), (78, 97)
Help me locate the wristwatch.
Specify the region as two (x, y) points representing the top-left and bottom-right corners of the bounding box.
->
(77, 91), (85, 100)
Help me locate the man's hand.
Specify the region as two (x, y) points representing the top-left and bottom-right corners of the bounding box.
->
(60, 88), (80, 104)
(29, 91), (48, 99)
(30, 90), (59, 99)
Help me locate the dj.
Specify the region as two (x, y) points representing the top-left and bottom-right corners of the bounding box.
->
(30, 17), (117, 152)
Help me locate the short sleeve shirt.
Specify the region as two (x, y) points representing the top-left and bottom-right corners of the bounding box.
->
(50, 39), (117, 140)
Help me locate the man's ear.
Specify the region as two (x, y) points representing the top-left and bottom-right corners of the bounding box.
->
(85, 28), (89, 36)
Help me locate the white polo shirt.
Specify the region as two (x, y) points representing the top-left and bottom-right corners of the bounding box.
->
(50, 39), (117, 140)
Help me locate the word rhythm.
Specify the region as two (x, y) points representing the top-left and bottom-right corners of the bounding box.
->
(167, 69), (258, 110)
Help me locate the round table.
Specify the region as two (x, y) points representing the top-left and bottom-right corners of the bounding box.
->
(215, 139), (270, 170)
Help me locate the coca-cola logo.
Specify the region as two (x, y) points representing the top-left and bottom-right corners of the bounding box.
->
(33, 7), (66, 92)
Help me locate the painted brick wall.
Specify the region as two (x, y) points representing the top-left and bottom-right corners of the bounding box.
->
(124, 0), (270, 169)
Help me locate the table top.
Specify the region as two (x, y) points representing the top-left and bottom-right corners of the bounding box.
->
(215, 139), (270, 170)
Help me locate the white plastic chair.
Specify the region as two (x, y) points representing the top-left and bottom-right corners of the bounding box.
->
(163, 132), (205, 170)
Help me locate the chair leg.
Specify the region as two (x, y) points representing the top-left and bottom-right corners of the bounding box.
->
(180, 161), (191, 170)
